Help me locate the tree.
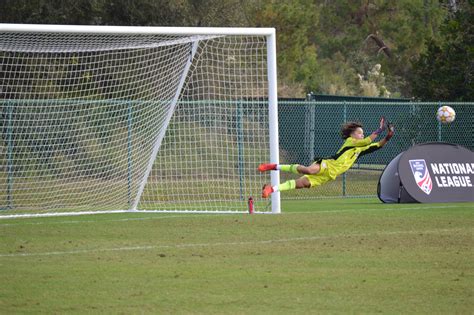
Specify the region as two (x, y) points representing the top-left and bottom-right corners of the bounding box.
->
(0, 0), (254, 26)
(314, 0), (446, 97)
(410, 1), (473, 101)
(0, 0), (103, 24)
(251, 0), (447, 97)
(252, 0), (321, 96)
(0, 0), (459, 98)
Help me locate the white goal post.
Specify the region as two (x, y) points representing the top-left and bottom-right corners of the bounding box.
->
(0, 24), (280, 217)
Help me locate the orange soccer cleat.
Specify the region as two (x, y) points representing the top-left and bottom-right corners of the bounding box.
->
(261, 184), (274, 198)
(258, 163), (277, 172)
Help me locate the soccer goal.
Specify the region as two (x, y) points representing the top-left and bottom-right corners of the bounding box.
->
(0, 24), (280, 218)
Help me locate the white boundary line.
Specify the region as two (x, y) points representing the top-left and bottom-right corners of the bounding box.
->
(0, 209), (257, 220)
(0, 227), (470, 258)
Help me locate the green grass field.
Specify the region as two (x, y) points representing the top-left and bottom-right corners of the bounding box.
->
(1, 199), (473, 314)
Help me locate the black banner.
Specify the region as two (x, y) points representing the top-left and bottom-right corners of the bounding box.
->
(378, 142), (474, 203)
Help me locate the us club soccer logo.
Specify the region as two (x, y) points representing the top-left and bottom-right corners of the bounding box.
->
(409, 159), (432, 195)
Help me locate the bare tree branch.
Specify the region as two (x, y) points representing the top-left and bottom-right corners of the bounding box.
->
(366, 33), (392, 58)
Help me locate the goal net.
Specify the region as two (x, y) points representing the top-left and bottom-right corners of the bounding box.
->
(0, 25), (280, 217)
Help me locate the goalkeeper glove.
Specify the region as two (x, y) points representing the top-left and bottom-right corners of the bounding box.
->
(384, 121), (395, 141)
(373, 116), (386, 135)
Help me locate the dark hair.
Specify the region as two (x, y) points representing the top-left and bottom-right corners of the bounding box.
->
(341, 121), (363, 139)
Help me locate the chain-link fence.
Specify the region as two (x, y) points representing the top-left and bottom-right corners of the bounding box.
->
(278, 101), (474, 199)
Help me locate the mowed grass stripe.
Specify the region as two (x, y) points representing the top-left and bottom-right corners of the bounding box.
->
(1, 226), (470, 258)
(0, 202), (469, 227)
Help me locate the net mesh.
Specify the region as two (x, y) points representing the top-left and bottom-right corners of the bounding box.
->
(0, 31), (271, 215)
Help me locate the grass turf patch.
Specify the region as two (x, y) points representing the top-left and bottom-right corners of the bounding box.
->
(0, 198), (473, 313)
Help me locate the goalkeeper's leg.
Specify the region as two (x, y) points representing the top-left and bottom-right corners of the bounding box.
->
(262, 176), (311, 198)
(258, 163), (321, 175)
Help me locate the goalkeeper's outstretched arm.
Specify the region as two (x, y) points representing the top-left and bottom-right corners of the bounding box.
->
(366, 117), (394, 146)
(378, 121), (395, 147)
(368, 116), (386, 141)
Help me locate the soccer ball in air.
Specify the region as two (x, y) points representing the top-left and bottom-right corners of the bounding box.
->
(436, 106), (456, 124)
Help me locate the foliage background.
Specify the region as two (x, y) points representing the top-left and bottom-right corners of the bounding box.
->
(0, 0), (472, 100)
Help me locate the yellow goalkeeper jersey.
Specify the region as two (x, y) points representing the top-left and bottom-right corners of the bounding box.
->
(320, 136), (382, 179)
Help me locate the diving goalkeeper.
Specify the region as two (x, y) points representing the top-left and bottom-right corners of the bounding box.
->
(259, 117), (394, 198)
